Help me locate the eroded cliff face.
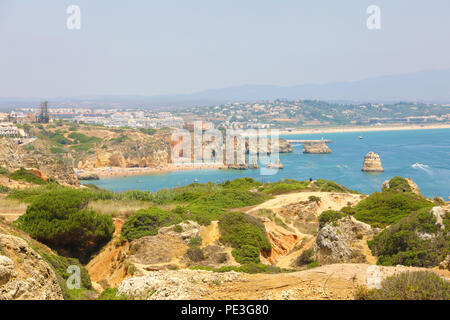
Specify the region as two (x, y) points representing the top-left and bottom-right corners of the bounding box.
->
(77, 133), (172, 170)
(314, 216), (378, 265)
(362, 152), (384, 172)
(0, 139), (78, 185)
(0, 234), (63, 300)
(302, 142), (331, 154)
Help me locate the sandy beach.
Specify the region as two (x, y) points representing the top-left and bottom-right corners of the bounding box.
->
(77, 163), (228, 179)
(76, 123), (450, 179)
(278, 123), (450, 135)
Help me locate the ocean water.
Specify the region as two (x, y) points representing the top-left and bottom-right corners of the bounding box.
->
(86, 129), (450, 198)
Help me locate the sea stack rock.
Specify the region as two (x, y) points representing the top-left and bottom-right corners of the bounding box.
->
(303, 141), (331, 154)
(249, 157), (259, 169)
(362, 152), (384, 172)
(267, 159), (283, 169)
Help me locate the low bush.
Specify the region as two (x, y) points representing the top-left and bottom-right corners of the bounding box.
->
(318, 210), (348, 228)
(15, 189), (115, 263)
(368, 209), (449, 267)
(98, 288), (132, 300)
(218, 212), (271, 264)
(186, 247), (205, 262)
(356, 271), (450, 300)
(384, 176), (412, 193)
(121, 207), (183, 240)
(354, 191), (434, 227)
(9, 168), (47, 185)
(296, 248), (315, 266)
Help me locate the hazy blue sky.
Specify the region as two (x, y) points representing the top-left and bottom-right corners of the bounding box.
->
(1, 0), (449, 98)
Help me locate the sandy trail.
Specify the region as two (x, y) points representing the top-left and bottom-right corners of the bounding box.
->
(248, 192), (364, 215)
(202, 263), (450, 300)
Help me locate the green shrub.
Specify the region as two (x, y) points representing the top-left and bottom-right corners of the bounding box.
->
(308, 196), (321, 203)
(314, 179), (358, 193)
(318, 210), (348, 228)
(296, 248), (315, 266)
(15, 189), (115, 263)
(368, 210), (449, 267)
(218, 212), (271, 264)
(306, 261), (320, 269)
(98, 288), (132, 300)
(356, 271), (450, 300)
(189, 236), (202, 247)
(173, 225), (183, 233)
(192, 263), (285, 274)
(259, 179), (310, 195)
(354, 191), (434, 227)
(384, 176), (412, 193)
(121, 207), (183, 240)
(186, 247), (205, 262)
(9, 168), (47, 185)
(220, 177), (262, 190)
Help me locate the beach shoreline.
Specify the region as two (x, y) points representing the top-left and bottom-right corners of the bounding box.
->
(277, 123), (450, 135)
(77, 163), (228, 179)
(77, 123), (450, 179)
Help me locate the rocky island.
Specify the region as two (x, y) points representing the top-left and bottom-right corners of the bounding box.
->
(361, 152), (384, 172)
(302, 141), (332, 154)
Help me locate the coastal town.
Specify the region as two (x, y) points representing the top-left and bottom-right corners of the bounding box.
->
(1, 99), (450, 135)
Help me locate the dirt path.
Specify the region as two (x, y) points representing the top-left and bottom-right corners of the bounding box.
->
(248, 192), (364, 215)
(201, 263), (450, 300)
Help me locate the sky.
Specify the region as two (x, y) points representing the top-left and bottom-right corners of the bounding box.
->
(0, 0), (449, 98)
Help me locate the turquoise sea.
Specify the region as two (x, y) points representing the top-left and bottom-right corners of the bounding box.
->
(86, 129), (450, 199)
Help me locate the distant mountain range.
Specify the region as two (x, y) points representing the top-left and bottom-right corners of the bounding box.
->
(1, 69), (450, 110)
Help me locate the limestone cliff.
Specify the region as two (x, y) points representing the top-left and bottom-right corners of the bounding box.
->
(313, 216), (377, 265)
(0, 234), (63, 300)
(77, 132), (172, 170)
(0, 139), (78, 185)
(361, 151), (384, 172)
(302, 141), (331, 154)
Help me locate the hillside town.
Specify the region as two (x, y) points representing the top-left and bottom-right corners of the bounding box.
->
(1, 100), (449, 133)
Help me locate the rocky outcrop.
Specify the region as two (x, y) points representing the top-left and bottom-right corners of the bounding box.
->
(302, 142), (331, 154)
(314, 216), (377, 265)
(78, 133), (172, 170)
(117, 269), (244, 300)
(439, 255), (450, 271)
(0, 139), (78, 185)
(361, 152), (384, 172)
(431, 206), (447, 230)
(77, 172), (100, 181)
(0, 234), (63, 300)
(260, 217), (301, 265)
(267, 159), (283, 169)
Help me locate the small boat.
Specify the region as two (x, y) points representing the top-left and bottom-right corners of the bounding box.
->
(194, 178), (198, 183)
(359, 136), (363, 139)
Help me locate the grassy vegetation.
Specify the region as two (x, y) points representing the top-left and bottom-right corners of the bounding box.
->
(368, 209), (449, 267)
(318, 210), (349, 228)
(15, 189), (115, 263)
(191, 263), (289, 274)
(313, 179), (359, 193)
(356, 271), (450, 300)
(121, 207), (184, 241)
(384, 176), (412, 193)
(218, 212), (271, 264)
(257, 178), (357, 195)
(258, 179), (310, 195)
(98, 288), (132, 300)
(8, 168), (47, 185)
(354, 190), (434, 228)
(87, 199), (153, 218)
